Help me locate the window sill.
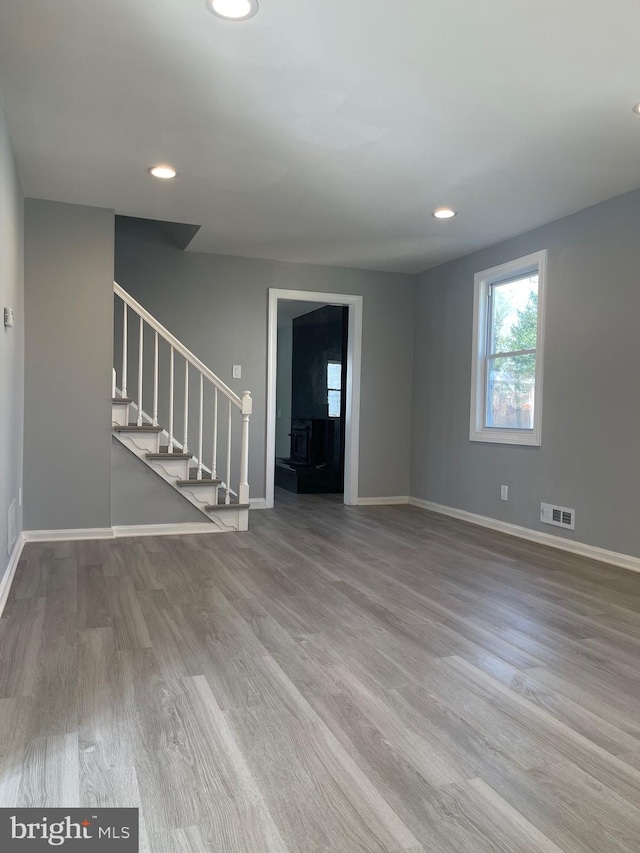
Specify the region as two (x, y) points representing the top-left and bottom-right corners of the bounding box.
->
(470, 428), (541, 447)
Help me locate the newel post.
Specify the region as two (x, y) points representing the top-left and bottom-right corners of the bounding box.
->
(239, 391), (252, 505)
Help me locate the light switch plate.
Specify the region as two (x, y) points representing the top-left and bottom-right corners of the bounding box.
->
(4, 307), (14, 328)
(232, 365), (242, 379)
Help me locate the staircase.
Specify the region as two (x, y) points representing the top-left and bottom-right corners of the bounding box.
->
(112, 282), (252, 533)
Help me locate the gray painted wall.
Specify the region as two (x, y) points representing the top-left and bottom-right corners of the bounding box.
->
(412, 187), (640, 558)
(0, 102), (24, 577)
(111, 439), (204, 525)
(24, 200), (114, 531)
(115, 217), (416, 500)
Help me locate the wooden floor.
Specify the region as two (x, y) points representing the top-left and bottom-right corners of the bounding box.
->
(2, 492), (640, 852)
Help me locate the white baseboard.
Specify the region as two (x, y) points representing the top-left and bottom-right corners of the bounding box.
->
(249, 498), (268, 510)
(24, 521), (236, 543)
(113, 522), (227, 537)
(409, 497), (640, 574)
(0, 533), (26, 618)
(357, 496), (410, 506)
(24, 527), (114, 543)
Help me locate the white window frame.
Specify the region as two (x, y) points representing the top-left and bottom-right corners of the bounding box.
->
(327, 360), (342, 418)
(470, 250), (547, 446)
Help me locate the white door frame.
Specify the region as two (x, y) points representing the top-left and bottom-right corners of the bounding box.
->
(266, 288), (363, 509)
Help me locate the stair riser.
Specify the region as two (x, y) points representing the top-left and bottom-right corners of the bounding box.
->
(112, 403), (130, 426)
(148, 458), (191, 480)
(206, 506), (248, 532)
(117, 431), (161, 454)
(179, 484), (220, 506)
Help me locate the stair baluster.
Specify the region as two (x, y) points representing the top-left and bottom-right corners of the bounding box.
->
(226, 399), (232, 504)
(183, 360), (189, 454)
(122, 303), (128, 399)
(168, 347), (174, 453)
(152, 331), (159, 427)
(212, 387), (218, 479)
(197, 373), (204, 480)
(137, 316), (144, 426)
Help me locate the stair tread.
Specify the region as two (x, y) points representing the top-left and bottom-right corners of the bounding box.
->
(177, 477), (222, 486)
(205, 503), (250, 510)
(147, 452), (193, 459)
(114, 424), (163, 432)
(112, 397), (132, 404)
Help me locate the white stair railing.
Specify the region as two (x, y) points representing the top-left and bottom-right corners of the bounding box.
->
(113, 282), (252, 505)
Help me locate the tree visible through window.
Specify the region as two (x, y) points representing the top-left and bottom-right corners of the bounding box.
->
(327, 361), (341, 417)
(486, 276), (538, 429)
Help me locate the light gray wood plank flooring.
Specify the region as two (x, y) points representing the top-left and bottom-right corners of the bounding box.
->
(1, 490), (640, 852)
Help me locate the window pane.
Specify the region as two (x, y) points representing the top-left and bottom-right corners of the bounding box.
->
(328, 390), (341, 417)
(327, 361), (341, 390)
(489, 275), (538, 355)
(486, 353), (536, 429)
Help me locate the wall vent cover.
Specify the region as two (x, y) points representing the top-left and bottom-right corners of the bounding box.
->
(541, 502), (575, 530)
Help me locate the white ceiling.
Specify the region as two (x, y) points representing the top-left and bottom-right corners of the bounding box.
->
(2, 0), (640, 273)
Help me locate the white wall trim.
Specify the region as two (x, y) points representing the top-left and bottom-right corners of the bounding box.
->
(0, 533), (26, 619)
(266, 288), (363, 509)
(249, 498), (268, 510)
(409, 498), (640, 574)
(357, 496), (410, 506)
(23, 522), (231, 543)
(112, 522), (223, 538)
(24, 527), (114, 543)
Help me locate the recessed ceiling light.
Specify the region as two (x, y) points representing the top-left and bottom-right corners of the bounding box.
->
(149, 165), (177, 179)
(432, 207), (457, 219)
(632, 102), (640, 116)
(206, 0), (259, 20)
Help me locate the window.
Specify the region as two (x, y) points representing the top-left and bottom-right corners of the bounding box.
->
(327, 361), (342, 417)
(470, 250), (547, 445)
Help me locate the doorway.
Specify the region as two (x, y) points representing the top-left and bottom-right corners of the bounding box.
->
(266, 289), (363, 509)
(276, 303), (347, 496)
